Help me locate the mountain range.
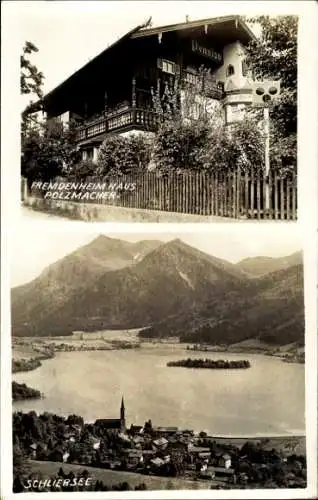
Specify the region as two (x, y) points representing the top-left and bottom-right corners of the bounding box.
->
(11, 236), (304, 346)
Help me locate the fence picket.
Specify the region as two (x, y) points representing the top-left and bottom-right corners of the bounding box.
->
(292, 170), (297, 220)
(286, 177), (291, 220)
(280, 175), (285, 220)
(215, 171), (219, 216)
(256, 170), (261, 220)
(210, 172), (214, 216)
(29, 169), (297, 221)
(250, 171), (254, 219)
(236, 167), (241, 218)
(268, 169), (273, 220)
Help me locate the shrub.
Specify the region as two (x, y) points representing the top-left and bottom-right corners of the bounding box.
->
(151, 119), (210, 173)
(199, 118), (265, 173)
(97, 133), (153, 176)
(67, 159), (99, 180)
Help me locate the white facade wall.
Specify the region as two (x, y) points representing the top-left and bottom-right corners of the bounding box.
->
(214, 41), (254, 125)
(180, 90), (224, 126)
(118, 129), (155, 139)
(58, 111), (71, 127)
(214, 41), (248, 88)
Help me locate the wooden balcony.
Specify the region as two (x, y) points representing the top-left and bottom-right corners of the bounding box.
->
(76, 107), (158, 143)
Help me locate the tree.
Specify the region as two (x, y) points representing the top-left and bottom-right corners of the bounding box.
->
(21, 42), (45, 137)
(13, 442), (30, 492)
(21, 42), (44, 98)
(245, 16), (297, 172)
(21, 118), (81, 188)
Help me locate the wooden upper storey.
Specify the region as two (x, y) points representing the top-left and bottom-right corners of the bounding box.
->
(25, 15), (256, 124)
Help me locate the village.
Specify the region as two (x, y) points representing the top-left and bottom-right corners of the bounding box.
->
(13, 398), (307, 490)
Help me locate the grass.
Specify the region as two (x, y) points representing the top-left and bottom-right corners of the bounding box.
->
(29, 460), (215, 490)
(211, 436), (306, 456)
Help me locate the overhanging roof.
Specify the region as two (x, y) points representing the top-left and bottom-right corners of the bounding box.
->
(25, 21), (146, 114)
(25, 15), (256, 115)
(132, 15), (256, 44)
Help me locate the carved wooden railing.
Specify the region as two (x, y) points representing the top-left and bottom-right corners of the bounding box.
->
(77, 107), (158, 141)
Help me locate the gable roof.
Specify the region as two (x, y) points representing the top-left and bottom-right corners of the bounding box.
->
(25, 21), (146, 114)
(25, 15), (256, 115)
(132, 15), (256, 43)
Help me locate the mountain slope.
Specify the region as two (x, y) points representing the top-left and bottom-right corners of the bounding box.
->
(235, 252), (302, 277)
(11, 236), (162, 336)
(11, 238), (304, 346)
(141, 262), (304, 346)
(11, 239), (249, 336)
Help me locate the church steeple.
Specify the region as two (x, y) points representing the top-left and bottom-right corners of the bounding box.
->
(120, 396), (126, 432)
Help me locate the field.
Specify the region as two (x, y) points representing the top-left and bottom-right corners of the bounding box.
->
(211, 436), (306, 456)
(29, 460), (215, 490)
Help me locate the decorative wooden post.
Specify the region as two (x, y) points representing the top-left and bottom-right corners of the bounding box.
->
(132, 76), (136, 107)
(104, 91), (108, 115)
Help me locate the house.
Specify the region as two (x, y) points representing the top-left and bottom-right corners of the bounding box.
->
(150, 457), (165, 469)
(153, 437), (168, 450)
(89, 437), (101, 450)
(153, 426), (179, 437)
(129, 424), (143, 436)
(69, 424), (82, 436)
(125, 450), (144, 468)
(132, 436), (144, 447)
(29, 443), (38, 459)
(167, 438), (189, 451)
(188, 445), (211, 456)
(209, 466), (235, 480)
(63, 431), (77, 443)
(141, 449), (155, 462)
(218, 453), (232, 469)
(238, 472), (249, 485)
(25, 15), (256, 161)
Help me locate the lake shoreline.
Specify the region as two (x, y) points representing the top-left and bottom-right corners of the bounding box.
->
(11, 338), (142, 374)
(12, 336), (305, 377)
(12, 344), (305, 438)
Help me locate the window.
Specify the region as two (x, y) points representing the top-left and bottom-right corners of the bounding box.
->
(226, 64), (235, 77)
(158, 58), (176, 75)
(86, 148), (94, 160)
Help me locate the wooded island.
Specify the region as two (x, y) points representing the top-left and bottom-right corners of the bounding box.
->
(167, 358), (251, 369)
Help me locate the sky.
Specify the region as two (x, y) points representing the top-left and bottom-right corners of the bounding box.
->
(10, 0), (301, 108)
(10, 219), (302, 287)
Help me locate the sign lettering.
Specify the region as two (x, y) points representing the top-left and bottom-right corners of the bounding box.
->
(191, 40), (223, 64)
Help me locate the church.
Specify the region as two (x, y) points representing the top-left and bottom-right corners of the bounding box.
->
(95, 397), (126, 433)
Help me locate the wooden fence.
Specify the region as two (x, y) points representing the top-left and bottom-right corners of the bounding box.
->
(29, 169), (297, 220)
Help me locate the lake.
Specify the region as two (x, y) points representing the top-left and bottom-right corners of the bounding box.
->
(12, 346), (305, 436)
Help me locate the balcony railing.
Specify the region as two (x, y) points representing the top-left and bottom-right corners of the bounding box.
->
(77, 79), (224, 143)
(77, 107), (158, 142)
